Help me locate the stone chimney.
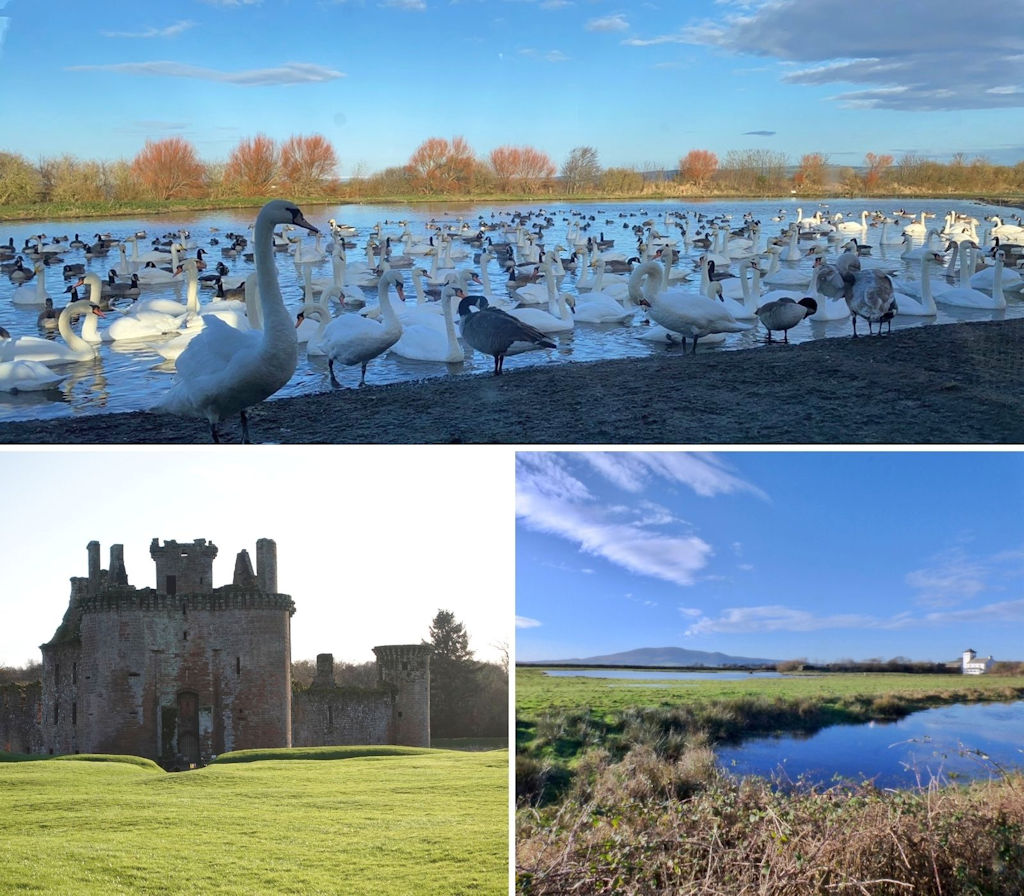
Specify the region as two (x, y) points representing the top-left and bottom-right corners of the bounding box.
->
(256, 538), (277, 594)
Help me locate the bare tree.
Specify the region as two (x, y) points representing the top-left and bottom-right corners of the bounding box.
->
(561, 146), (601, 194)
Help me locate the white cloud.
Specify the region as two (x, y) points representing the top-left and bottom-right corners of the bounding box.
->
(65, 61), (345, 86)
(101, 20), (196, 39)
(380, 0), (427, 8)
(516, 615), (542, 629)
(586, 14), (629, 32)
(577, 451), (767, 499)
(631, 0), (1024, 111)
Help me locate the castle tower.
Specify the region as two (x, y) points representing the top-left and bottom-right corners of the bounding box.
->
(314, 653), (336, 688)
(256, 538), (277, 594)
(373, 644), (431, 747)
(149, 538), (218, 595)
(109, 544), (128, 586)
(87, 540), (100, 593)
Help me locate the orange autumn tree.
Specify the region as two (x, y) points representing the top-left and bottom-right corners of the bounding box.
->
(679, 149), (718, 187)
(225, 134), (279, 196)
(130, 137), (205, 200)
(794, 152), (829, 190)
(279, 134), (338, 195)
(408, 136), (476, 194)
(489, 145), (555, 193)
(864, 152), (894, 190)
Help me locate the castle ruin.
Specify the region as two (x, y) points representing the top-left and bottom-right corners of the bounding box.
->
(0, 538), (431, 766)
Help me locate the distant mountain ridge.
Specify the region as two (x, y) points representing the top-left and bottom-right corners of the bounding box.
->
(528, 646), (780, 668)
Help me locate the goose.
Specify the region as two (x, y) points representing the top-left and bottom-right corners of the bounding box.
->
(156, 199), (318, 442)
(754, 297), (817, 343)
(317, 269), (405, 386)
(7, 256), (35, 284)
(389, 284), (465, 363)
(629, 260), (750, 353)
(456, 295), (556, 375)
(0, 300), (104, 364)
(0, 358), (66, 392)
(36, 297), (61, 330)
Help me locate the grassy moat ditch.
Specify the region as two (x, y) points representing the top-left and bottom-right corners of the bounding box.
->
(516, 669), (1024, 895)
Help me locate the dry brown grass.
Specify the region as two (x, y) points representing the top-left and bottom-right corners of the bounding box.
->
(517, 747), (1024, 896)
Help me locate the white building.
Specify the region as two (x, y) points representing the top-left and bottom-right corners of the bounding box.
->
(962, 648), (994, 675)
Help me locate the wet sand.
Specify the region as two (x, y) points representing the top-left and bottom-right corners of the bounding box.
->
(0, 318), (1022, 445)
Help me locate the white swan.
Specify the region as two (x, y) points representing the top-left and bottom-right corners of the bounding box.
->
(807, 259), (851, 320)
(0, 359), (66, 391)
(628, 260), (750, 353)
(389, 284), (464, 363)
(11, 263), (48, 305)
(892, 254), (938, 316)
(318, 269), (405, 386)
(156, 199), (318, 442)
(74, 271), (187, 342)
(507, 266), (574, 333)
(0, 300), (103, 364)
(926, 246), (1006, 310)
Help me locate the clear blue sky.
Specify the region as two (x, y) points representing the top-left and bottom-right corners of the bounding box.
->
(1, 0), (1021, 174)
(0, 446), (511, 669)
(516, 451), (1024, 665)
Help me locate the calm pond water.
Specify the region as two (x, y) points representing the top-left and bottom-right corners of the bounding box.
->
(544, 668), (784, 681)
(1, 197), (1020, 424)
(717, 700), (1024, 789)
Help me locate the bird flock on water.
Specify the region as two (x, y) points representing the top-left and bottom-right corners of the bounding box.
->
(2, 199), (1022, 441)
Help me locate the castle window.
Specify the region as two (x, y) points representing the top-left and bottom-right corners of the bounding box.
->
(236, 656), (241, 676)
(72, 663), (77, 684)
(55, 663), (60, 682)
(166, 575), (177, 596)
(53, 703), (58, 726)
(183, 630), (189, 641)
(72, 702), (77, 726)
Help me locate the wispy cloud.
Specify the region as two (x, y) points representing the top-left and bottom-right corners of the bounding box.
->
(586, 14), (628, 32)
(743, 130), (776, 136)
(65, 61), (345, 86)
(518, 48), (570, 62)
(516, 453), (758, 587)
(101, 20), (196, 39)
(685, 597), (1024, 636)
(380, 0), (427, 8)
(516, 615), (543, 629)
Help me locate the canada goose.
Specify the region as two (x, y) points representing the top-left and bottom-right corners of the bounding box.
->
(456, 295), (555, 375)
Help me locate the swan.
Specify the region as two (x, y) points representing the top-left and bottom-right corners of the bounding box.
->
(760, 247), (811, 288)
(836, 210), (869, 235)
(716, 261), (760, 320)
(807, 259), (851, 320)
(925, 245), (1006, 310)
(816, 260), (896, 336)
(506, 266), (574, 333)
(891, 254), (938, 317)
(156, 199), (318, 442)
(11, 262), (48, 304)
(0, 299), (104, 364)
(570, 281), (634, 324)
(971, 246), (1022, 292)
(902, 212), (933, 236)
(318, 269), (405, 386)
(456, 295), (556, 374)
(754, 297), (817, 343)
(0, 359), (66, 392)
(629, 260), (750, 353)
(389, 284), (464, 363)
(72, 272), (185, 342)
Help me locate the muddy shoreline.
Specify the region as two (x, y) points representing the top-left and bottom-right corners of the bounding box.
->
(0, 318), (1021, 445)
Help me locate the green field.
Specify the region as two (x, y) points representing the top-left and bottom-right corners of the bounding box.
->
(517, 666), (1024, 720)
(0, 747), (508, 896)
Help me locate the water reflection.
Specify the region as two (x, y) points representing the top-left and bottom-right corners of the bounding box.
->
(716, 700), (1024, 788)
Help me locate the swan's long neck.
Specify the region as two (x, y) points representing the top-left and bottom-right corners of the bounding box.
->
(441, 289), (462, 359)
(58, 301), (93, 352)
(377, 274), (401, 331)
(185, 266), (200, 314)
(253, 209), (294, 339)
(920, 253), (933, 302)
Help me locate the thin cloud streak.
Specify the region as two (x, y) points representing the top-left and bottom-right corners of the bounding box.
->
(65, 61), (345, 86)
(101, 20), (196, 39)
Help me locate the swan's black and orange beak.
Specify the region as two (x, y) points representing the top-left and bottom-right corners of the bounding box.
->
(90, 304), (105, 318)
(638, 298), (651, 308)
(290, 208), (320, 235)
(295, 312), (305, 328)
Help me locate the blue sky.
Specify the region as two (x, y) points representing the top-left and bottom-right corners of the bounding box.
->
(516, 451), (1024, 664)
(1, 0), (1021, 174)
(0, 446), (511, 669)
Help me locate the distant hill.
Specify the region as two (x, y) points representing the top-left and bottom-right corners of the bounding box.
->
(525, 646), (780, 668)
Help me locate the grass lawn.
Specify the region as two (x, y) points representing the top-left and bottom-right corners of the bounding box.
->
(0, 748), (508, 896)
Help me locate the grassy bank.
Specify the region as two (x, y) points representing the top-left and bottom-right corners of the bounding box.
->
(1, 748), (508, 895)
(516, 669), (1024, 893)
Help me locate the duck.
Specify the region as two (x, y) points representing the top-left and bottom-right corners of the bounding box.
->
(316, 269), (405, 386)
(629, 260), (750, 353)
(754, 297), (817, 343)
(456, 295), (556, 375)
(156, 199), (319, 442)
(0, 300), (104, 364)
